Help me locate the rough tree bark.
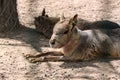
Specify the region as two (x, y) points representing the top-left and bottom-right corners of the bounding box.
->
(0, 0), (19, 33)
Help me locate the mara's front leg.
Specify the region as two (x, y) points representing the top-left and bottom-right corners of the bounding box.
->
(28, 55), (67, 63)
(24, 47), (63, 58)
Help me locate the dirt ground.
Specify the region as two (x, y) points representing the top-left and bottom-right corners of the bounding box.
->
(0, 0), (120, 80)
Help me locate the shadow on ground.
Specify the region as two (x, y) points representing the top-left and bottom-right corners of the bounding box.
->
(0, 25), (49, 52)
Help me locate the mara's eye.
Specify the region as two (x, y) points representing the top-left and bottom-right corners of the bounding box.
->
(63, 30), (69, 34)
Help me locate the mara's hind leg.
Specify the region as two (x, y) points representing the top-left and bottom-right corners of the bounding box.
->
(24, 52), (54, 58)
(110, 53), (120, 59)
(27, 55), (67, 63)
(110, 45), (120, 59)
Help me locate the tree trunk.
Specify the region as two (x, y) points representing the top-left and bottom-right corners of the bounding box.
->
(0, 0), (19, 33)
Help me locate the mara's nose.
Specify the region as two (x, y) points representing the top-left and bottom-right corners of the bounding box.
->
(50, 39), (55, 45)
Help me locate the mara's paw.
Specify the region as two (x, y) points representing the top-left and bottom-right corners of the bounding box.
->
(23, 53), (38, 58)
(28, 57), (45, 63)
(28, 58), (37, 63)
(23, 52), (45, 58)
(23, 53), (32, 58)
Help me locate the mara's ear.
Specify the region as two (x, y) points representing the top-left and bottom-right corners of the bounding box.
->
(45, 14), (49, 17)
(34, 17), (37, 19)
(68, 14), (78, 30)
(68, 14), (78, 27)
(42, 8), (49, 17)
(60, 13), (65, 22)
(42, 8), (46, 16)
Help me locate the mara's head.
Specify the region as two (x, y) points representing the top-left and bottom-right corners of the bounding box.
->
(49, 14), (78, 48)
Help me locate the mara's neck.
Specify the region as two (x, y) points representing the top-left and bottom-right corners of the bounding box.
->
(62, 27), (88, 57)
(72, 27), (88, 40)
(70, 27), (80, 40)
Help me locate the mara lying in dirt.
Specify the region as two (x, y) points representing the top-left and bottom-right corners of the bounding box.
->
(24, 14), (120, 62)
(34, 8), (120, 39)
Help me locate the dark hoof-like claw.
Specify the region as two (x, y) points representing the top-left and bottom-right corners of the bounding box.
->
(28, 57), (45, 63)
(23, 53), (33, 58)
(28, 58), (37, 63)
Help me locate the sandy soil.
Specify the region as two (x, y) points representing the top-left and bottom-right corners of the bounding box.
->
(0, 0), (120, 80)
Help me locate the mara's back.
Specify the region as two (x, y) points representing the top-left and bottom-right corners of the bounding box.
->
(74, 28), (120, 60)
(106, 28), (120, 57)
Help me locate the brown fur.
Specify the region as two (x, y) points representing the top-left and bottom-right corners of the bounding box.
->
(25, 14), (120, 62)
(34, 8), (120, 39)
